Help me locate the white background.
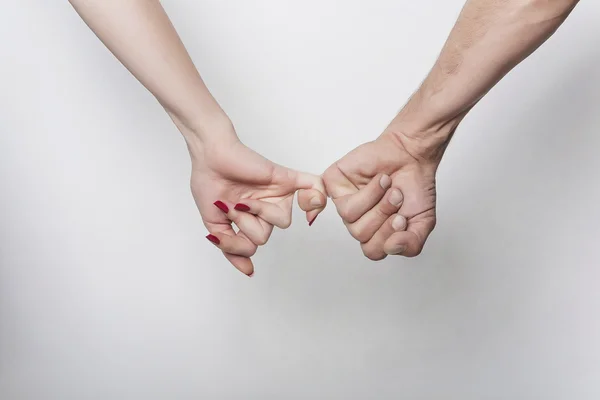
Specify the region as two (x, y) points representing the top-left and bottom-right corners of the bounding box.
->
(1, 1), (599, 399)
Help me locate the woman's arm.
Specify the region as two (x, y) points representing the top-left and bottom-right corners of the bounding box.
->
(69, 0), (233, 155)
(69, 0), (326, 276)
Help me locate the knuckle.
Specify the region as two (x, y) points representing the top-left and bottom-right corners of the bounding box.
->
(409, 244), (424, 258)
(348, 225), (368, 243)
(430, 218), (437, 231)
(340, 206), (358, 223)
(279, 215), (292, 229)
(254, 234), (268, 246)
(246, 244), (258, 257)
(365, 251), (386, 262)
(361, 245), (386, 261)
(337, 204), (350, 220)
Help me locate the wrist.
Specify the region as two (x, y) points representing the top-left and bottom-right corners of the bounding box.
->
(168, 109), (239, 161)
(386, 88), (467, 163)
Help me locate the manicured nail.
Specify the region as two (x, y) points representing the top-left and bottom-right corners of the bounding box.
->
(214, 201), (229, 213)
(392, 214), (407, 231)
(206, 234), (220, 245)
(234, 203), (251, 212)
(310, 197), (323, 207)
(389, 189), (403, 206)
(309, 215), (318, 226)
(379, 174), (392, 190)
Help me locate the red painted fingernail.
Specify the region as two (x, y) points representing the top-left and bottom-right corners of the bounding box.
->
(213, 201), (229, 213)
(234, 203), (251, 212)
(206, 234), (220, 245)
(309, 215), (318, 226)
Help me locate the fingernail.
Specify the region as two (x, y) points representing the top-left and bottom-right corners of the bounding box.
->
(388, 245), (406, 255)
(247, 272), (254, 278)
(309, 215), (318, 226)
(389, 189), (403, 206)
(392, 215), (407, 231)
(380, 174), (392, 190)
(234, 203), (251, 212)
(206, 234), (220, 245)
(310, 197), (323, 207)
(214, 201), (229, 213)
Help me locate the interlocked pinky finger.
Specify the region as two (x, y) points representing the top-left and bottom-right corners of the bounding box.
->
(298, 188), (327, 225)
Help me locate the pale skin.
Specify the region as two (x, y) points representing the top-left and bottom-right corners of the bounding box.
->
(69, 0), (580, 272)
(68, 0), (330, 276)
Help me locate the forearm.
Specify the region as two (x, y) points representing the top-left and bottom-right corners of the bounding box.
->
(391, 0), (579, 155)
(69, 0), (235, 155)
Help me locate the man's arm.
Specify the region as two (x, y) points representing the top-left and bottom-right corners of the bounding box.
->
(323, 0), (580, 258)
(392, 0), (580, 157)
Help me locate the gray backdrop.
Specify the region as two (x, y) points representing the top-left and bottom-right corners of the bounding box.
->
(1, 1), (599, 399)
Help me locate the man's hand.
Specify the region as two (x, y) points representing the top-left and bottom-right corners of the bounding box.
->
(323, 0), (580, 261)
(323, 130), (439, 260)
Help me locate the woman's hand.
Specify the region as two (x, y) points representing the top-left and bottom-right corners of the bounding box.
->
(190, 131), (326, 276)
(68, 2), (325, 276)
